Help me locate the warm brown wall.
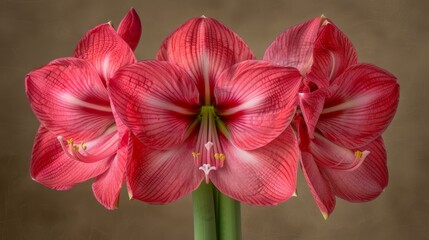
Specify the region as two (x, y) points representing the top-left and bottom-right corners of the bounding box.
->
(0, 0), (426, 239)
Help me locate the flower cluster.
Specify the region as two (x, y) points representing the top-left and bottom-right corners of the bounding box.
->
(25, 9), (399, 218)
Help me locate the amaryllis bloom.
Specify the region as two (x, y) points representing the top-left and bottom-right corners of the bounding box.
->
(109, 17), (302, 205)
(264, 16), (399, 217)
(25, 9), (141, 209)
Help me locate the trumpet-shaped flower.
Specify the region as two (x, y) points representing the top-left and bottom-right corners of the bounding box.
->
(25, 8), (141, 209)
(109, 17), (302, 205)
(264, 16), (399, 217)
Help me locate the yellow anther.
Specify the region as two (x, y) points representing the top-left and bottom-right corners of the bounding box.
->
(192, 152), (201, 158)
(73, 145), (79, 151)
(80, 142), (87, 151)
(354, 150), (363, 159)
(219, 153), (225, 161)
(214, 153), (220, 159)
(67, 138), (74, 145)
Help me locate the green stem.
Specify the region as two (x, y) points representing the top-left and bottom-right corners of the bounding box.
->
(193, 183), (217, 240)
(218, 192), (241, 240)
(212, 187), (220, 237)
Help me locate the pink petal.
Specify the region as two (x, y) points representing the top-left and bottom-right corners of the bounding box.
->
(126, 135), (204, 203)
(157, 16), (254, 102)
(310, 133), (368, 171)
(300, 151), (335, 219)
(117, 8), (142, 51)
(25, 58), (114, 141)
(322, 137), (388, 202)
(31, 126), (111, 190)
(109, 60), (200, 150)
(307, 21), (358, 88)
(210, 127), (299, 206)
(92, 132), (129, 210)
(263, 16), (325, 75)
(214, 60), (302, 150)
(56, 127), (119, 164)
(318, 64), (400, 148)
(298, 87), (334, 138)
(74, 23), (136, 82)
(294, 114), (311, 150)
(111, 100), (128, 139)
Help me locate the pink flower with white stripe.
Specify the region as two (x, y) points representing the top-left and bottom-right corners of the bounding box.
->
(109, 17), (302, 205)
(265, 16), (399, 218)
(25, 8), (141, 209)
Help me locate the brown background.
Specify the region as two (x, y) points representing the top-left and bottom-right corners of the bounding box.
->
(0, 0), (427, 239)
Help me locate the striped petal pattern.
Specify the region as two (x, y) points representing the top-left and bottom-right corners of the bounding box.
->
(25, 58), (113, 142)
(265, 16), (399, 218)
(318, 64), (399, 148)
(264, 16), (325, 75)
(210, 127), (299, 205)
(215, 60), (301, 150)
(26, 9), (142, 210)
(157, 16), (254, 103)
(307, 21), (358, 88)
(74, 23), (136, 82)
(117, 8), (142, 51)
(126, 135), (204, 203)
(109, 61), (200, 150)
(31, 126), (112, 190)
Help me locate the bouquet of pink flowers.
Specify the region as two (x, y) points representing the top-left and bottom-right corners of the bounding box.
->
(25, 8), (399, 239)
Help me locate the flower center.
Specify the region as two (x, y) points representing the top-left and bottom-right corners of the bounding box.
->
(57, 125), (118, 163)
(192, 106), (226, 184)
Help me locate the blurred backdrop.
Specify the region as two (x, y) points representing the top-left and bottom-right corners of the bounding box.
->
(0, 0), (427, 239)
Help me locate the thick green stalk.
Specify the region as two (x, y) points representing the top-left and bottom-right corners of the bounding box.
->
(218, 192), (241, 240)
(193, 183), (217, 240)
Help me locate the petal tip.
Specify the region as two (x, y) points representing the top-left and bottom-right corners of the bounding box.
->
(30, 175), (39, 183)
(319, 14), (330, 26)
(105, 205), (117, 211)
(128, 190), (133, 200)
(115, 197), (120, 209)
(322, 211), (329, 220)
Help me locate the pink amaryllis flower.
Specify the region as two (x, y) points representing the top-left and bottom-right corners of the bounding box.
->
(25, 8), (141, 209)
(264, 16), (399, 217)
(108, 17), (302, 205)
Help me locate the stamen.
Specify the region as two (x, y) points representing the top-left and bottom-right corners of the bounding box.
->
(354, 150), (363, 158)
(191, 106), (227, 183)
(73, 145), (79, 151)
(57, 136), (75, 159)
(56, 129), (119, 163)
(214, 153), (226, 167)
(312, 133), (370, 171)
(80, 142), (87, 151)
(192, 152), (201, 166)
(192, 152), (201, 157)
